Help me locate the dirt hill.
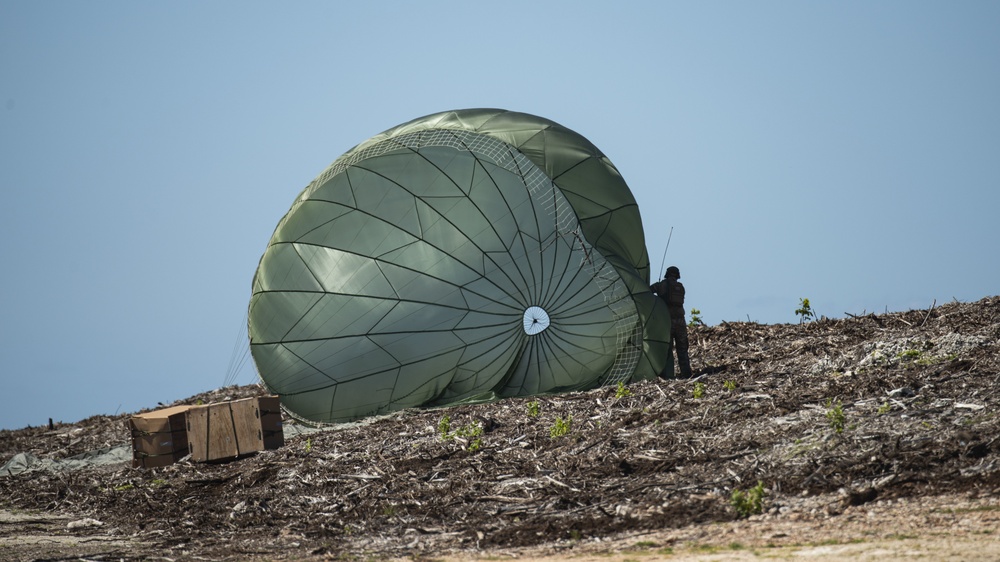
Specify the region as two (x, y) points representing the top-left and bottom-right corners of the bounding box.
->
(2, 296), (999, 561)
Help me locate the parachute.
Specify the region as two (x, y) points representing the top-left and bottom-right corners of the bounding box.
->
(249, 109), (671, 423)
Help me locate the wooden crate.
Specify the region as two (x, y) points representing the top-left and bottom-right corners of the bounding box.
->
(185, 396), (283, 462)
(128, 396), (283, 467)
(127, 405), (195, 468)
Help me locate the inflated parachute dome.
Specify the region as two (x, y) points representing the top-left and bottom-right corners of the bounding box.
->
(249, 109), (672, 423)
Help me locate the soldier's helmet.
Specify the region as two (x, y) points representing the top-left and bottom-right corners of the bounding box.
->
(665, 266), (680, 279)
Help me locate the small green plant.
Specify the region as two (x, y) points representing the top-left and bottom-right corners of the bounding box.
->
(382, 504), (398, 517)
(304, 437), (312, 452)
(826, 399), (845, 433)
(615, 381), (632, 399)
(723, 379), (737, 391)
(692, 381), (705, 399)
(437, 415), (484, 450)
(688, 308), (706, 327)
(795, 298), (816, 323)
(898, 349), (921, 361)
(437, 414), (452, 440)
(526, 400), (540, 417)
(550, 415), (572, 438)
(455, 420), (484, 451)
(730, 481), (766, 517)
(877, 401), (892, 415)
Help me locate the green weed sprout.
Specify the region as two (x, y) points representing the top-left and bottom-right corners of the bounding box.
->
(795, 298), (816, 323)
(723, 380), (737, 391)
(615, 381), (632, 399)
(437, 415), (452, 440)
(693, 382), (705, 399)
(526, 400), (540, 417)
(455, 420), (484, 451)
(730, 481), (766, 517)
(688, 308), (706, 327)
(550, 415), (572, 438)
(826, 399), (845, 433)
(437, 415), (484, 451)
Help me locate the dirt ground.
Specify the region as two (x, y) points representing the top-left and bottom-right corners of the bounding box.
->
(2, 296), (998, 561)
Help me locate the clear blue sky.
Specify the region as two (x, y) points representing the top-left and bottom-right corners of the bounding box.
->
(2, 2), (998, 430)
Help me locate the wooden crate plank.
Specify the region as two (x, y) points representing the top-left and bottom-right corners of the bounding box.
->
(186, 403), (239, 462)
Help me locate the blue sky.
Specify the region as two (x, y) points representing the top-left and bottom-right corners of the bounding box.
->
(2, 1), (997, 430)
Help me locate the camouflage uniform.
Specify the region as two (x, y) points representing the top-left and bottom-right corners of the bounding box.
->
(650, 266), (693, 378)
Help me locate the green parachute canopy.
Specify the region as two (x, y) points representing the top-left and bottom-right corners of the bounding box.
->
(249, 109), (671, 423)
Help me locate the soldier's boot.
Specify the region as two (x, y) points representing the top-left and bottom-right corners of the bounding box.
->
(677, 347), (693, 378)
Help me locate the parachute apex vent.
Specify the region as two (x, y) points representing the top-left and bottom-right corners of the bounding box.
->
(522, 306), (550, 336)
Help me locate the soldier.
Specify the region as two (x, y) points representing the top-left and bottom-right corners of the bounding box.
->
(650, 266), (693, 378)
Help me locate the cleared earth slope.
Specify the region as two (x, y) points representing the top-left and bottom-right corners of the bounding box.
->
(2, 296), (998, 560)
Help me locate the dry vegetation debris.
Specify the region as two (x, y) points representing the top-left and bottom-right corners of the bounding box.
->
(1, 296), (998, 560)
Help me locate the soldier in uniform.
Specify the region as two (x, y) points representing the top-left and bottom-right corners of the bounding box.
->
(650, 266), (693, 378)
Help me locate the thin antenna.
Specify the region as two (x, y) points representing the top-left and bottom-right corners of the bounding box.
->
(658, 226), (674, 279)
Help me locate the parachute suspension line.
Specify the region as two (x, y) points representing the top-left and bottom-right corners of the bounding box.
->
(222, 312), (243, 386)
(586, 255), (641, 387)
(569, 228), (593, 266)
(658, 226), (673, 280)
(223, 310), (252, 388)
(231, 345), (253, 386)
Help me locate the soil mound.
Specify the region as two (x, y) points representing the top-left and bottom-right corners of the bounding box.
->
(2, 297), (998, 560)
